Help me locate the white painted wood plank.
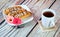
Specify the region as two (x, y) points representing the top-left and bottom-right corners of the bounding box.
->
(6, 20), (36, 37)
(27, 0), (45, 8)
(55, 28), (60, 37)
(28, 24), (49, 37)
(22, 0), (29, 5)
(51, 0), (60, 18)
(27, 0), (38, 6)
(34, 0), (45, 7)
(50, 0), (60, 37)
(29, 0), (60, 37)
(0, 21), (7, 28)
(0, 0), (10, 23)
(46, 30), (56, 37)
(29, 20), (60, 37)
(8, 28), (20, 37)
(0, 0), (10, 10)
(0, 0), (8, 6)
(25, 0), (32, 5)
(0, 22), (13, 36)
(28, 0), (56, 37)
(0, 25), (13, 37)
(5, 27), (17, 37)
(0, 0), (17, 23)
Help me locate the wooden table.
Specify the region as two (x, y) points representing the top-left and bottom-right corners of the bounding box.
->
(0, 0), (60, 37)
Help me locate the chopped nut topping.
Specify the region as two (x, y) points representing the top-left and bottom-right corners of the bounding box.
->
(4, 5), (32, 19)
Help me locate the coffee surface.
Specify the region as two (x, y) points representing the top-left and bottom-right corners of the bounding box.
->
(43, 12), (54, 17)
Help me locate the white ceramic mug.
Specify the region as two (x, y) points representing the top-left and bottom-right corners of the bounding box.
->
(41, 9), (56, 28)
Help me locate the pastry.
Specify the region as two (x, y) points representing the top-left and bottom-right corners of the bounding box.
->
(4, 5), (32, 19)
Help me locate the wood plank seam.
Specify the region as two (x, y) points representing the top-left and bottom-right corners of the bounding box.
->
(22, 0), (29, 5)
(48, 0), (56, 9)
(20, 0), (26, 4)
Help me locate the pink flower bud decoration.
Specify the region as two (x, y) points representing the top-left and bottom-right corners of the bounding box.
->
(6, 16), (14, 24)
(12, 17), (22, 26)
(6, 16), (22, 26)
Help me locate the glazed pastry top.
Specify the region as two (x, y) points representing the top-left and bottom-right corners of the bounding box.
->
(4, 6), (32, 19)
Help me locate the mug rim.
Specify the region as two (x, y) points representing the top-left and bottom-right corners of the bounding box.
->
(42, 9), (56, 18)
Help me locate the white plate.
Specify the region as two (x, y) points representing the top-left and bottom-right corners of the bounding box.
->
(3, 5), (33, 26)
(20, 5), (33, 24)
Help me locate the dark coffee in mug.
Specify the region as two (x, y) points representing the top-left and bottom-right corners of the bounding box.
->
(43, 11), (54, 17)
